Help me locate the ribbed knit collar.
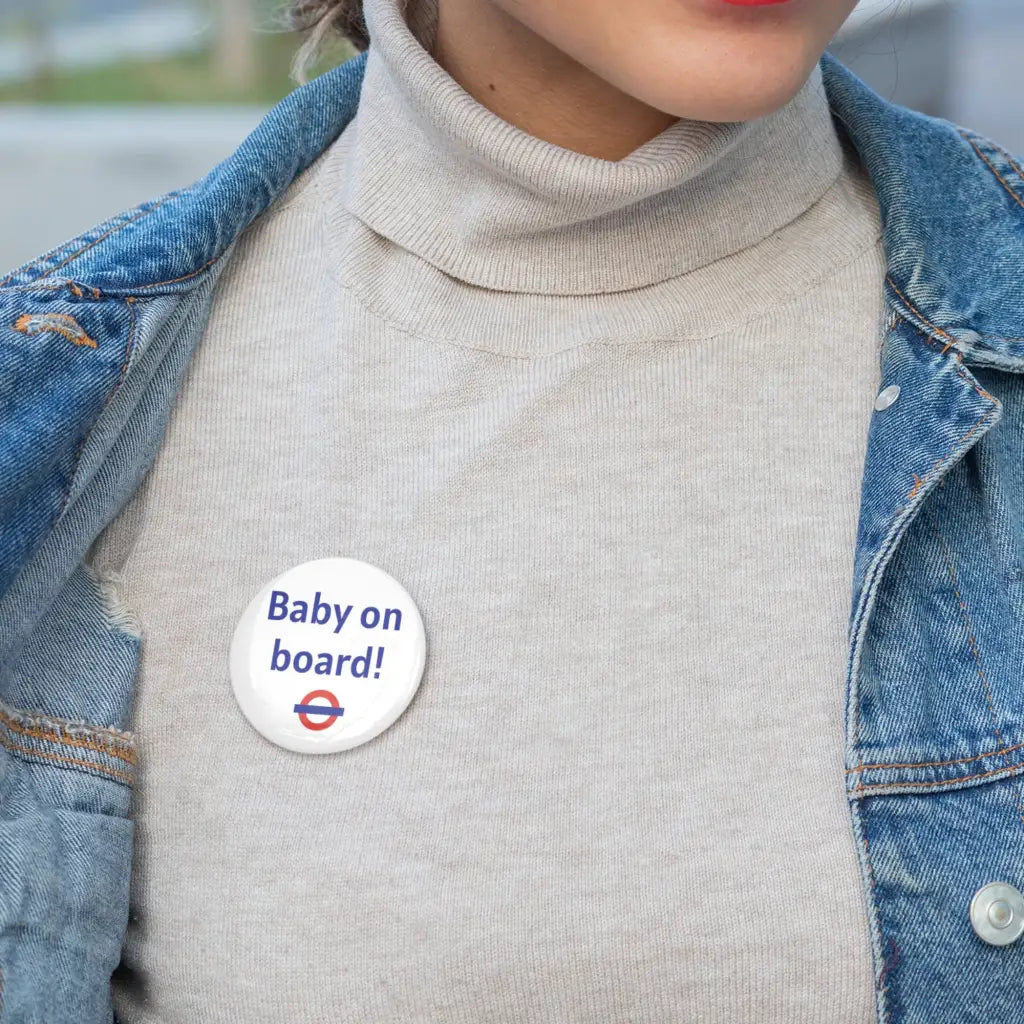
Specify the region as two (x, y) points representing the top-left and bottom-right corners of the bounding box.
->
(327, 0), (846, 296)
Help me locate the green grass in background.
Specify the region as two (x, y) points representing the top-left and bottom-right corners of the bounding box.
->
(0, 30), (356, 104)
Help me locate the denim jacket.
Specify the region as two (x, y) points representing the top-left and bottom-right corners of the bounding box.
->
(2, 48), (1024, 1024)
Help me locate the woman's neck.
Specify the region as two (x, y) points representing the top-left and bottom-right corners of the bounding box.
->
(334, 0), (846, 295)
(431, 0), (680, 161)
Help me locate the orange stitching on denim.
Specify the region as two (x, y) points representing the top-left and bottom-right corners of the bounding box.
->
(958, 129), (1024, 212)
(887, 277), (960, 355)
(926, 506), (1024, 829)
(0, 704), (135, 747)
(3, 252), (221, 298)
(970, 128), (1024, 184)
(1004, 147), (1024, 184)
(12, 311), (97, 349)
(6, 728), (135, 766)
(887, 279), (1018, 378)
(909, 323), (999, 404)
(56, 295), (138, 520)
(906, 473), (925, 501)
(0, 733), (133, 784)
(1, 253), (66, 290)
(0, 282), (83, 296)
(63, 282), (102, 299)
(892, 409), (996, 520)
(930, 132), (1024, 342)
(854, 757), (1024, 793)
(887, 316), (998, 507)
(905, 459), (941, 503)
(130, 255), (221, 291)
(0, 709), (136, 766)
(852, 399), (996, 761)
(0, 194), (179, 288)
(846, 737), (1024, 774)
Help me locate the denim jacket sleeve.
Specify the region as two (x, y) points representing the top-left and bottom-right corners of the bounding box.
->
(0, 51), (368, 1022)
(0, 190), (205, 1022)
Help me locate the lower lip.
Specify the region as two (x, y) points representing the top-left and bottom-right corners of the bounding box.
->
(719, 0), (792, 5)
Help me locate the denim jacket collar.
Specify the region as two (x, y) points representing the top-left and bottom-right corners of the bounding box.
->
(819, 53), (1024, 375)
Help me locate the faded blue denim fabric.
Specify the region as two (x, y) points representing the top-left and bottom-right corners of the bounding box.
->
(2, 47), (1024, 1023)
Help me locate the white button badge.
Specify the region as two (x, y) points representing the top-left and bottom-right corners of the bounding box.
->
(230, 558), (426, 753)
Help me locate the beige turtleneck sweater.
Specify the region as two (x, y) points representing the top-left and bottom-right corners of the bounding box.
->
(100, 0), (888, 1019)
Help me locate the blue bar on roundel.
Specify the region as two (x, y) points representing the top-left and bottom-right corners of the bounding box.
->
(292, 703), (345, 717)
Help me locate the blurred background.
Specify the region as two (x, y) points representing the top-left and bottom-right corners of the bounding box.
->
(0, 0), (1019, 274)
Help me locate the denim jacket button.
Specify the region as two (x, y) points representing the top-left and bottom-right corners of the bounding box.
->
(969, 882), (1024, 946)
(873, 383), (901, 411)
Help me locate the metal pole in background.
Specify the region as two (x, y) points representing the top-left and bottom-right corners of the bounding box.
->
(214, 0), (257, 92)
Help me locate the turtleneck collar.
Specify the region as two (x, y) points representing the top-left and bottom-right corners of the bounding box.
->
(327, 0), (846, 296)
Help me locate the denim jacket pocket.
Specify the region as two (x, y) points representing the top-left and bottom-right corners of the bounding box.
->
(0, 561), (139, 1024)
(848, 412), (1024, 1024)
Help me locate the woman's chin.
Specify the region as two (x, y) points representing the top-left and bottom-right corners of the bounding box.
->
(614, 41), (820, 123)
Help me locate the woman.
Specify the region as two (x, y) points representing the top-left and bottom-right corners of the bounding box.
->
(3, 1), (1024, 1022)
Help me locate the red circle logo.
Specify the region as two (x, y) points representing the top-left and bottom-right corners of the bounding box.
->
(294, 689), (343, 731)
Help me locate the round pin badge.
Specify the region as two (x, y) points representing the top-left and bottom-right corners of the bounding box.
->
(230, 558), (426, 753)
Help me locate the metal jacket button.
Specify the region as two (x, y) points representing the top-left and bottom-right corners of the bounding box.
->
(970, 882), (1024, 946)
(874, 384), (901, 410)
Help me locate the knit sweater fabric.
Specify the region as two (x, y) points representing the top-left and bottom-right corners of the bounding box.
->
(102, 0), (888, 1018)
